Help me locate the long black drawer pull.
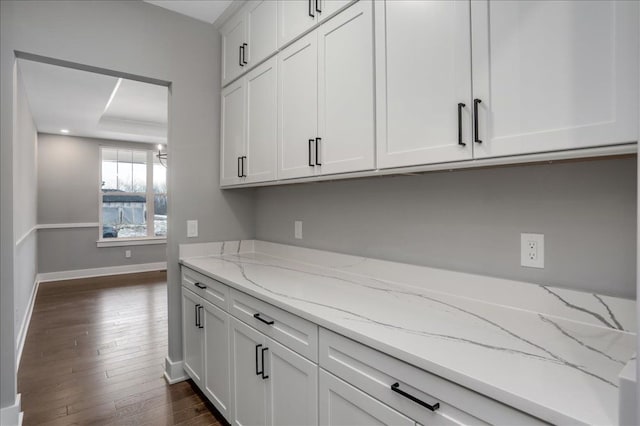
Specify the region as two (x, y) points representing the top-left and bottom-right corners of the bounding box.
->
(457, 103), (466, 146)
(391, 382), (440, 411)
(473, 98), (482, 143)
(261, 347), (269, 379)
(255, 344), (263, 376)
(197, 305), (204, 329)
(308, 139), (314, 166)
(315, 137), (322, 166)
(194, 282), (206, 289)
(253, 313), (274, 325)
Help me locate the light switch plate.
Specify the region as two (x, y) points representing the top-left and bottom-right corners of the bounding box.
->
(521, 233), (544, 268)
(294, 221), (302, 239)
(187, 220), (198, 238)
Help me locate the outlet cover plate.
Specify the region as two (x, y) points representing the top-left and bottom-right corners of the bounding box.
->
(521, 233), (544, 268)
(187, 220), (198, 238)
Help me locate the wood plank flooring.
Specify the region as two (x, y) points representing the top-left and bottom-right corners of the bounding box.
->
(18, 271), (225, 426)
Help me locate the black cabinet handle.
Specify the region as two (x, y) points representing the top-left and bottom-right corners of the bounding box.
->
(473, 98), (482, 143)
(197, 305), (204, 328)
(239, 45), (244, 67)
(242, 43), (248, 65)
(457, 103), (466, 146)
(194, 282), (206, 289)
(391, 382), (440, 412)
(308, 0), (314, 17)
(255, 344), (263, 375)
(315, 137), (322, 165)
(261, 347), (269, 379)
(315, 0), (321, 13)
(194, 303), (199, 327)
(253, 313), (274, 325)
(308, 139), (314, 166)
(241, 156), (247, 177)
(237, 156), (242, 177)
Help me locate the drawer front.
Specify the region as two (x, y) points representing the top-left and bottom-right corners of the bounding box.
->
(230, 288), (318, 362)
(319, 328), (545, 426)
(182, 267), (230, 312)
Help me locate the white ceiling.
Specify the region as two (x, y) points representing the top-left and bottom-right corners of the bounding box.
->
(144, 0), (233, 24)
(18, 59), (168, 144)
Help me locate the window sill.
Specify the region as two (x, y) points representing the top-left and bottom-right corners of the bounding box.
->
(97, 237), (167, 248)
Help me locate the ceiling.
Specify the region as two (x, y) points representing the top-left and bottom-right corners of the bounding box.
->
(144, 0), (233, 24)
(18, 59), (168, 144)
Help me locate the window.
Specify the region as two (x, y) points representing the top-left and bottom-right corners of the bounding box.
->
(100, 147), (167, 242)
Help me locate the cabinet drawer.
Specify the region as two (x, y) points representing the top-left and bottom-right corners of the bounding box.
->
(319, 328), (545, 426)
(230, 288), (318, 362)
(182, 267), (230, 312)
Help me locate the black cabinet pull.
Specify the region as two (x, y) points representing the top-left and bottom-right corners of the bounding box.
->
(253, 313), (274, 325)
(260, 347), (269, 379)
(308, 0), (314, 17)
(237, 156), (242, 177)
(194, 303), (199, 327)
(457, 103), (466, 146)
(239, 45), (244, 67)
(315, 137), (322, 165)
(391, 382), (440, 412)
(242, 43), (248, 65)
(197, 305), (204, 328)
(473, 98), (482, 143)
(194, 282), (206, 289)
(255, 344), (263, 375)
(308, 139), (314, 166)
(241, 156), (247, 177)
(315, 0), (321, 13)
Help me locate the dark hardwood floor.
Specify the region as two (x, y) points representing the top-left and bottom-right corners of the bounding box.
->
(18, 271), (224, 426)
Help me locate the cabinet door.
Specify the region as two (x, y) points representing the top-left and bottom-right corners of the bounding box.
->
(245, 0), (278, 67)
(246, 57), (278, 184)
(220, 80), (246, 186)
(471, 0), (639, 158)
(230, 318), (267, 426)
(182, 290), (204, 386)
(317, 0), (374, 176)
(278, 0), (318, 47)
(376, 0), (473, 169)
(317, 0), (354, 23)
(222, 13), (247, 87)
(265, 338), (318, 426)
(203, 301), (231, 420)
(278, 32), (318, 179)
(319, 370), (414, 426)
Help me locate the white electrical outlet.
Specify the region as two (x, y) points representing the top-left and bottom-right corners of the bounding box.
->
(187, 220), (198, 238)
(125, 250), (131, 258)
(294, 221), (303, 239)
(521, 233), (544, 268)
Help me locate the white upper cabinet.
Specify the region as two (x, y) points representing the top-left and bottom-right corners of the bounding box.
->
(317, 0), (374, 175)
(278, 32), (318, 180)
(471, 0), (639, 158)
(278, 0), (318, 48)
(220, 80), (246, 186)
(317, 0), (354, 23)
(221, 1), (277, 87)
(376, 0), (473, 169)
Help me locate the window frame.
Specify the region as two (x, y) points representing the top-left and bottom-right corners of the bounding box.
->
(98, 146), (167, 247)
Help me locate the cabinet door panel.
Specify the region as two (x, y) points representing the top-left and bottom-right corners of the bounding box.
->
(222, 15), (246, 87)
(246, 0), (278, 67)
(182, 290), (203, 385)
(278, 0), (317, 47)
(246, 58), (278, 183)
(317, 0), (374, 175)
(230, 318), (267, 426)
(220, 81), (245, 186)
(278, 32), (318, 179)
(376, 0), (473, 169)
(203, 301), (231, 420)
(471, 0), (639, 158)
(266, 338), (318, 426)
(317, 0), (353, 23)
(319, 370), (414, 426)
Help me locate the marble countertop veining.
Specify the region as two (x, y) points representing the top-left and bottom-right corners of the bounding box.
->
(180, 240), (636, 426)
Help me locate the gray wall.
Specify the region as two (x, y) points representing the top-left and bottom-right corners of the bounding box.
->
(0, 0), (255, 413)
(256, 157), (637, 299)
(37, 133), (166, 273)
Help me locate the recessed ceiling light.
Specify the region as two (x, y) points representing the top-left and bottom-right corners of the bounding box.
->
(60, 129), (70, 134)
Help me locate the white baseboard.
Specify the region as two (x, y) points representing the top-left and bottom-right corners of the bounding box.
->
(16, 278), (39, 367)
(37, 262), (167, 283)
(164, 356), (188, 384)
(0, 394), (22, 426)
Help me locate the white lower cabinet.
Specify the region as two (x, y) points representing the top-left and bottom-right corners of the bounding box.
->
(203, 300), (232, 419)
(319, 370), (414, 426)
(182, 288), (204, 386)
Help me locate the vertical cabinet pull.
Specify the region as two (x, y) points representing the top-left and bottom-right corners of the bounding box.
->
(260, 347), (269, 379)
(197, 305), (204, 329)
(308, 139), (315, 166)
(239, 45), (244, 67)
(242, 43), (248, 65)
(237, 156), (242, 177)
(473, 98), (482, 143)
(194, 304), (199, 327)
(315, 0), (321, 13)
(457, 103), (466, 146)
(315, 137), (322, 165)
(255, 344), (263, 376)
(391, 382), (440, 412)
(308, 0), (315, 17)
(241, 156), (247, 177)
